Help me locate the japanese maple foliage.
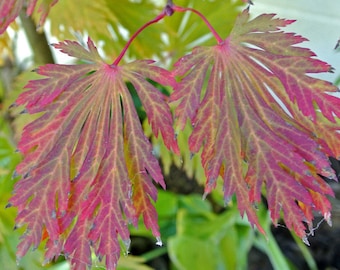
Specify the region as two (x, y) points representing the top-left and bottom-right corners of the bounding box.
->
(10, 38), (178, 269)
(3, 1), (340, 269)
(0, 0), (58, 34)
(171, 8), (339, 240)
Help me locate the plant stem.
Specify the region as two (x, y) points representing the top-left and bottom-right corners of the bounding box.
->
(291, 232), (318, 270)
(172, 5), (223, 44)
(112, 12), (166, 66)
(141, 246), (168, 262)
(19, 10), (54, 64)
(112, 1), (223, 65)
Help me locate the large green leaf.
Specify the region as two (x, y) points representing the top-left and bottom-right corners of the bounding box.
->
(168, 207), (254, 270)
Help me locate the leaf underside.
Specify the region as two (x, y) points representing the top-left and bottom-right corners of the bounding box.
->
(171, 9), (339, 239)
(10, 38), (178, 269)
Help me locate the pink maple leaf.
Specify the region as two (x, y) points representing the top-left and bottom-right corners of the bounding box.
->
(10, 38), (178, 269)
(170, 8), (339, 239)
(0, 0), (58, 34)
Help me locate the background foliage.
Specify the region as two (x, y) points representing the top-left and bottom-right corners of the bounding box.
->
(1, 0), (339, 269)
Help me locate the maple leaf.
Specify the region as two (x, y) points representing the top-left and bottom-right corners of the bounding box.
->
(10, 38), (179, 269)
(0, 0), (58, 34)
(170, 8), (339, 239)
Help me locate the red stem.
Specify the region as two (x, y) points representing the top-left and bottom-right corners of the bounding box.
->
(173, 5), (223, 44)
(112, 12), (166, 66)
(112, 2), (223, 65)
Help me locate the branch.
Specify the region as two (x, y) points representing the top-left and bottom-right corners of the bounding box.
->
(19, 10), (54, 64)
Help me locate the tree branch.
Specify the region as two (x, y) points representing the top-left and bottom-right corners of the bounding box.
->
(19, 11), (54, 64)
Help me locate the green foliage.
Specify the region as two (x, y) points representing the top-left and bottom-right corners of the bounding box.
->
(168, 205), (252, 270)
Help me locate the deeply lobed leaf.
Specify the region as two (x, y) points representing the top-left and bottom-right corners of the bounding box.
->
(10, 38), (178, 269)
(171, 8), (339, 239)
(0, 0), (58, 34)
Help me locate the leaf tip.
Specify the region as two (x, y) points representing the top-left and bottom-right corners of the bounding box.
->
(224, 196), (232, 206)
(302, 236), (310, 246)
(9, 102), (17, 109)
(202, 191), (210, 200)
(155, 237), (163, 246)
(35, 24), (42, 32)
(5, 202), (12, 208)
(12, 170), (19, 179)
(203, 178), (216, 199)
(122, 238), (131, 255)
(42, 258), (51, 266)
(19, 109), (28, 115)
(16, 256), (22, 267)
(324, 211), (332, 227)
